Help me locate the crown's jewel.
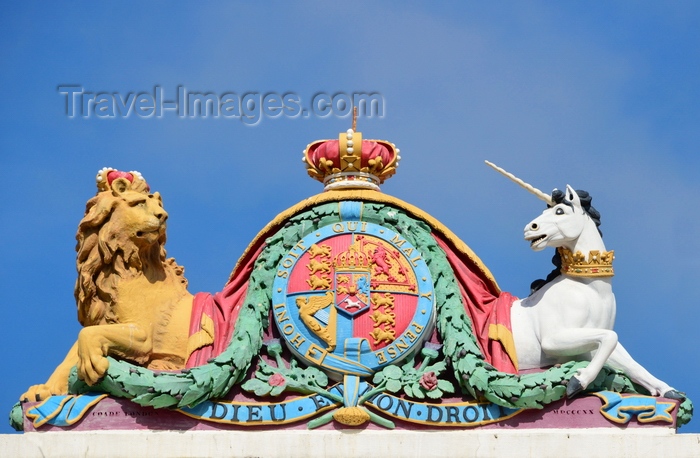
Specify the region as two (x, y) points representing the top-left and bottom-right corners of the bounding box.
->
(303, 121), (400, 190)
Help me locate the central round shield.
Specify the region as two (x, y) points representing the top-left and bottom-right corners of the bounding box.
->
(271, 221), (435, 377)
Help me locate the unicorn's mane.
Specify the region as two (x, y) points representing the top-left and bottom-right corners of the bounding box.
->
(529, 189), (602, 294)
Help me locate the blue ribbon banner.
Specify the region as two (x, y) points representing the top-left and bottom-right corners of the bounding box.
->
(25, 393), (108, 428)
(26, 389), (675, 429)
(25, 386), (521, 428)
(179, 388), (344, 425)
(366, 392), (521, 427)
(593, 391), (675, 424)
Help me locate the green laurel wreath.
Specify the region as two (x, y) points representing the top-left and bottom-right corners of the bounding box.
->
(10, 201), (692, 430)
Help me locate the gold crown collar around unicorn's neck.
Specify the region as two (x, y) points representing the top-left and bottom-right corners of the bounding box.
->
(558, 247), (615, 278)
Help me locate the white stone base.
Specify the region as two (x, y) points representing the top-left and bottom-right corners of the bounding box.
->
(2, 428), (699, 458)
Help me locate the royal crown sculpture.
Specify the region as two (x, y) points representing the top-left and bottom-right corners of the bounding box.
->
(10, 124), (692, 433)
(303, 118), (400, 190)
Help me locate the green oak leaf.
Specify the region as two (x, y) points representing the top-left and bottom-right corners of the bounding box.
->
(519, 373), (545, 389)
(518, 387), (546, 409)
(178, 386), (210, 408)
(468, 366), (491, 391)
(150, 393), (178, 409)
(190, 367), (214, 387)
(130, 392), (158, 406)
(489, 378), (521, 398)
(542, 385), (567, 404)
(211, 368), (234, 397)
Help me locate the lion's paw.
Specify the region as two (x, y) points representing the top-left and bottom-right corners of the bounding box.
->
(77, 352), (110, 385)
(77, 330), (110, 385)
(21, 383), (62, 402)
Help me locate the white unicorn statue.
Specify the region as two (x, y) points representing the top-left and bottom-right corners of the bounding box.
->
(486, 161), (683, 400)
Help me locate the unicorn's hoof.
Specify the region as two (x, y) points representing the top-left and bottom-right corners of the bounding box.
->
(663, 390), (685, 400)
(566, 376), (585, 398)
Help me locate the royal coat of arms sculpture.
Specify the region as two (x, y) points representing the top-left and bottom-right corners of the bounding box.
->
(11, 126), (693, 432)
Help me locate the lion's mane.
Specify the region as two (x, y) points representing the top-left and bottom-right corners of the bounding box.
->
(74, 181), (185, 326)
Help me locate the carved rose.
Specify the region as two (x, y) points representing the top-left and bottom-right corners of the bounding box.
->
(419, 371), (439, 391)
(269, 373), (286, 387)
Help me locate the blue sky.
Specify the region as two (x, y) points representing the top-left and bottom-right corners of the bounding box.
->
(1, 2), (699, 434)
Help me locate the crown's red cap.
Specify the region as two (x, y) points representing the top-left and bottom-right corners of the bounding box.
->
(95, 167), (149, 192)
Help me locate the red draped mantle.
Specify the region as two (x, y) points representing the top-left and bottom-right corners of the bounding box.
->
(434, 236), (518, 373)
(185, 243), (265, 368)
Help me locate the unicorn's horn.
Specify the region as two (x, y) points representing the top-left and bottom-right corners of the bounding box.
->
(484, 160), (553, 205)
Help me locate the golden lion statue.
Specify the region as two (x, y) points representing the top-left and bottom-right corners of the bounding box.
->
(21, 169), (195, 401)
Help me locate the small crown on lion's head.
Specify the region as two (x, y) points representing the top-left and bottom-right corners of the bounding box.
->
(95, 167), (148, 192)
(302, 127), (401, 191)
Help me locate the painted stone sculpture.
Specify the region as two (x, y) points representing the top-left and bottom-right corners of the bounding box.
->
(21, 170), (194, 401)
(485, 161), (683, 400)
(11, 128), (692, 432)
